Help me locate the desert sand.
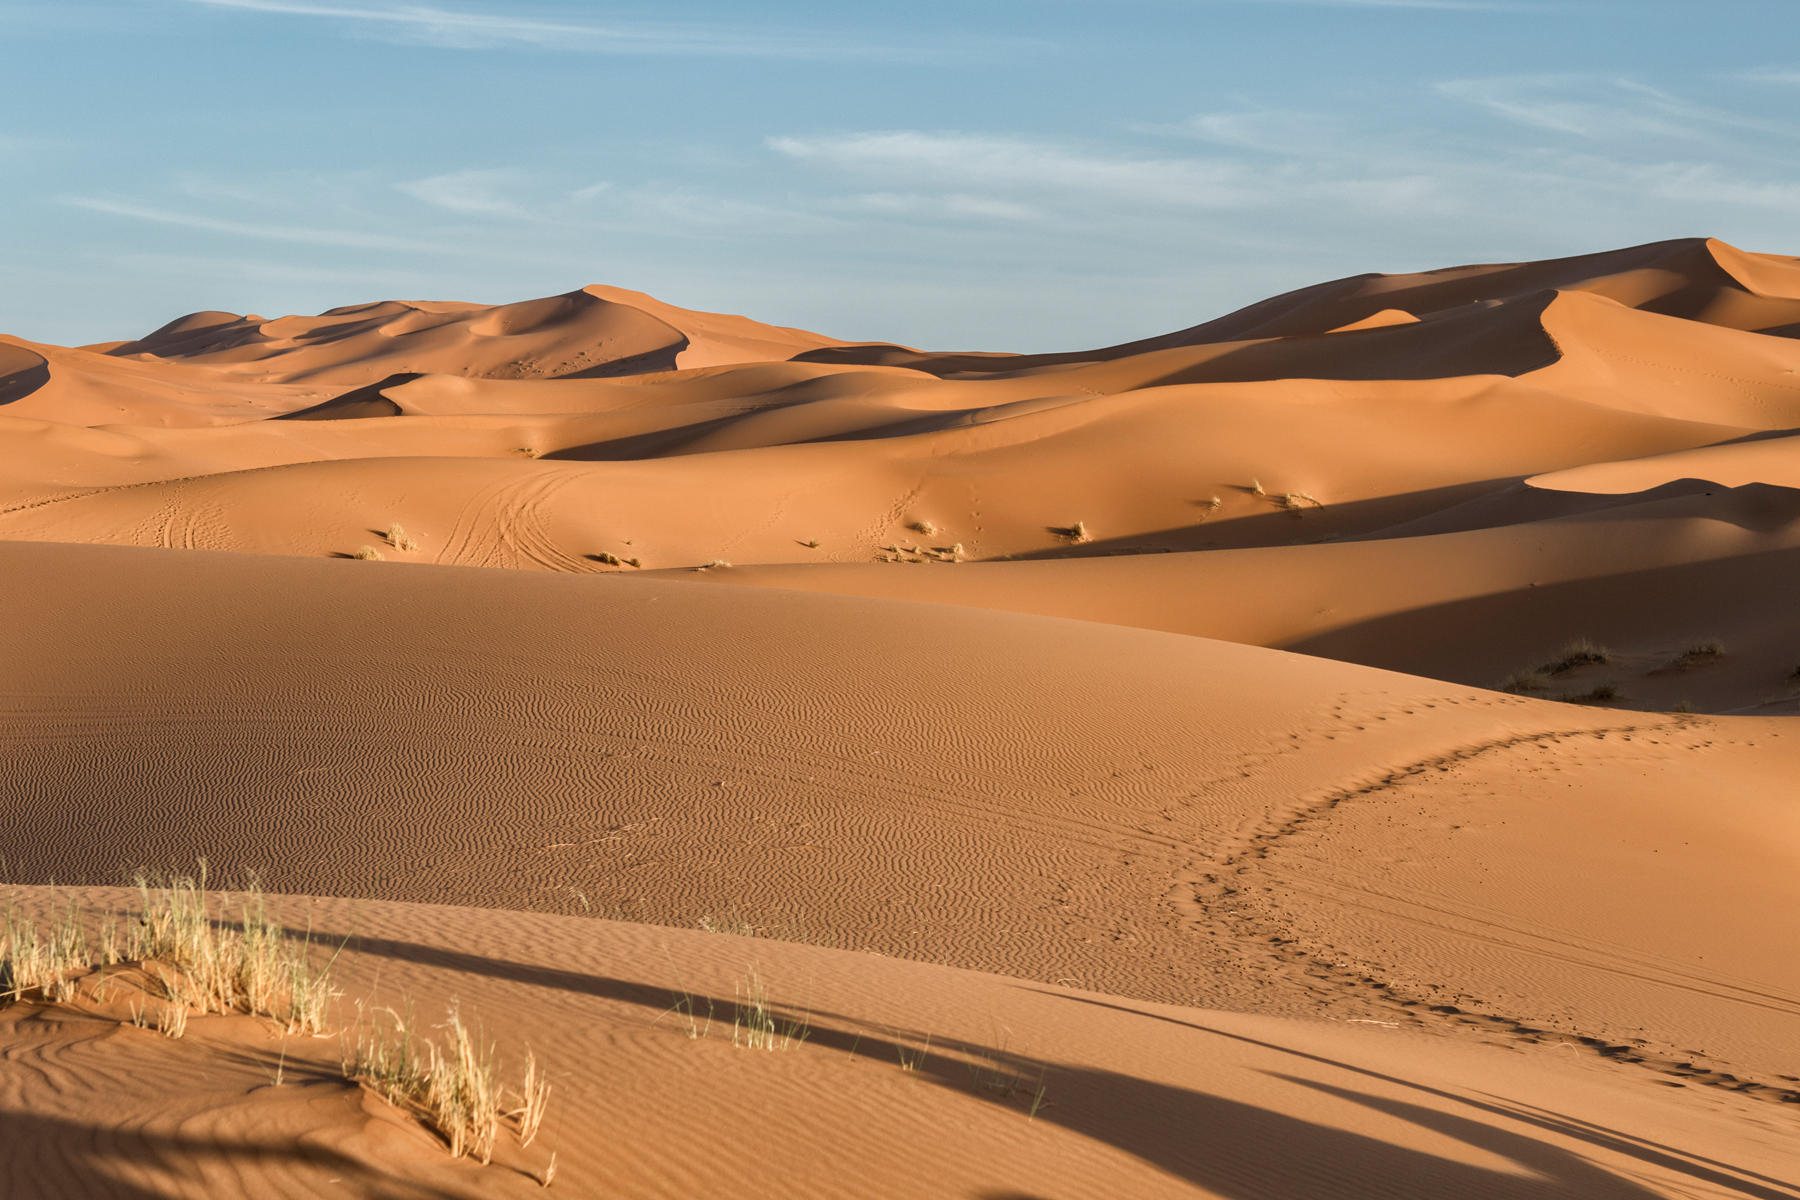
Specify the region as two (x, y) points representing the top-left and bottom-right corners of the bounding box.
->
(3, 237), (1799, 1197)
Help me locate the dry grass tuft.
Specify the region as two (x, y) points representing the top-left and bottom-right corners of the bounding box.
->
(910, 520), (938, 537)
(347, 1004), (501, 1162)
(387, 523), (419, 553)
(1669, 640), (1724, 667)
(5, 875), (549, 1171)
(1565, 682), (1619, 705)
(3, 870), (337, 1036)
(1541, 638), (1610, 674)
(352, 546), (385, 561)
(345, 1004), (550, 1163)
(731, 967), (810, 1052)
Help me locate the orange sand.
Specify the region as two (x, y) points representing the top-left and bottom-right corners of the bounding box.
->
(3, 239), (1798, 1196)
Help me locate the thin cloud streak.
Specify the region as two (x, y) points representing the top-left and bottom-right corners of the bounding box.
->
(64, 196), (449, 254)
(1436, 75), (1800, 142)
(178, 0), (1001, 60)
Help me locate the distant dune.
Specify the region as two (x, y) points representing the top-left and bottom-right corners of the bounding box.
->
(3, 239), (1798, 1196)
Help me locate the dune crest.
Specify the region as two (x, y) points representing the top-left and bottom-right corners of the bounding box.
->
(107, 286), (846, 385)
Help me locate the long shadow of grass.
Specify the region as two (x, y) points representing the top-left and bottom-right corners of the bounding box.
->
(310, 927), (1792, 1200)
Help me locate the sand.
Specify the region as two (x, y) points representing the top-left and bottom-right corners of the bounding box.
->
(2, 237), (1798, 1196)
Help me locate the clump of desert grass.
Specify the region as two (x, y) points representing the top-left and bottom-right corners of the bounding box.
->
(1497, 637), (1616, 696)
(2, 872), (549, 1169)
(387, 523), (419, 553)
(1277, 491), (1321, 511)
(1662, 640), (1724, 670)
(352, 545), (385, 561)
(909, 520), (939, 537)
(731, 967), (810, 1052)
(344, 1003), (550, 1162)
(1540, 638), (1610, 673)
(2, 869), (336, 1035)
(659, 965), (810, 1052)
(1564, 682), (1620, 705)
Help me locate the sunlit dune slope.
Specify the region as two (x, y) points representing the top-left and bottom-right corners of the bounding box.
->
(105, 285), (845, 384)
(3, 885), (1791, 1200)
(4, 539), (1799, 1103)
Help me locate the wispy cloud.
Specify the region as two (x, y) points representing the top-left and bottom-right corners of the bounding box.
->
(63, 196), (448, 253)
(396, 168), (534, 219)
(770, 132), (1262, 210)
(179, 0), (984, 59)
(1437, 75), (1800, 141)
(769, 129), (1449, 220)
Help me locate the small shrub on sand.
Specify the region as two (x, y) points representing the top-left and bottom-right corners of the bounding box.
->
(6, 877), (547, 1171)
(352, 546), (385, 561)
(910, 520), (938, 537)
(3, 871), (337, 1036)
(1249, 478), (1266, 497)
(1565, 682), (1619, 705)
(731, 967), (810, 1052)
(345, 1003), (552, 1164)
(1665, 640), (1724, 669)
(387, 523), (419, 552)
(1540, 638), (1609, 674)
(1278, 491), (1321, 511)
(347, 1004), (500, 1162)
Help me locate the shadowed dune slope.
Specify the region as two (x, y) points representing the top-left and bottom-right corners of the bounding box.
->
(798, 237), (1800, 372)
(3, 887), (1794, 1199)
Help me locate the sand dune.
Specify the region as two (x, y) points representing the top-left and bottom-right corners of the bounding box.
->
(6, 239), (1800, 1196)
(4, 886), (1792, 1198)
(107, 285), (846, 385)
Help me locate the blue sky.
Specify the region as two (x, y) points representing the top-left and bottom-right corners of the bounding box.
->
(4, 0), (1797, 350)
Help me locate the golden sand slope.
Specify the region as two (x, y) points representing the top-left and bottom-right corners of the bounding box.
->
(3, 239), (1798, 713)
(5, 238), (1800, 1195)
(4, 540), (1798, 1103)
(3, 888), (1792, 1199)
(103, 285), (845, 384)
